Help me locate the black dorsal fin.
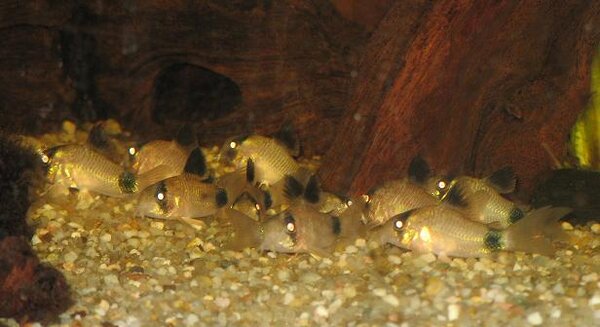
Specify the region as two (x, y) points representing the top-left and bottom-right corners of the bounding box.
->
(442, 183), (469, 208)
(408, 155), (431, 185)
(184, 148), (207, 176)
(303, 175), (320, 204)
(175, 123), (196, 147)
(272, 121), (300, 157)
(246, 158), (255, 183)
(87, 122), (110, 150)
(283, 175), (304, 200)
(485, 166), (517, 194)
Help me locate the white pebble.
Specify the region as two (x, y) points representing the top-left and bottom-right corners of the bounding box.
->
(100, 233), (112, 242)
(373, 288), (387, 297)
(283, 293), (295, 305)
(591, 223), (600, 234)
(448, 304), (460, 321)
(527, 312), (543, 325)
(31, 234), (42, 245)
(315, 305), (329, 318)
(215, 297), (231, 309)
(388, 255), (402, 265)
(96, 299), (110, 316)
(589, 293), (600, 306)
(185, 314), (199, 326)
(383, 294), (400, 307)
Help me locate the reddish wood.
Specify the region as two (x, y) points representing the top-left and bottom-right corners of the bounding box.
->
(319, 0), (600, 199)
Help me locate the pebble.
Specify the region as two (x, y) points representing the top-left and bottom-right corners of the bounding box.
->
(151, 221), (165, 230)
(448, 304), (460, 321)
(185, 314), (199, 326)
(64, 251), (78, 263)
(561, 222), (574, 230)
(215, 297), (231, 309)
(284, 293), (295, 305)
(383, 294), (400, 307)
(104, 274), (120, 286)
(315, 305), (329, 318)
(100, 233), (112, 242)
(592, 223), (600, 234)
(527, 312), (543, 325)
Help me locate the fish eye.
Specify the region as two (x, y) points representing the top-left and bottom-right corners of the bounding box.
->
(362, 194), (371, 204)
(128, 146), (137, 156)
(286, 221), (296, 233)
(157, 192), (165, 201)
(255, 203), (261, 211)
(437, 180), (447, 190)
(393, 219), (404, 230)
(41, 154), (49, 164)
(346, 199), (353, 206)
(229, 141), (237, 149)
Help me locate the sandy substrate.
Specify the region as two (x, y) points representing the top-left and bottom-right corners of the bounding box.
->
(1, 127), (599, 327)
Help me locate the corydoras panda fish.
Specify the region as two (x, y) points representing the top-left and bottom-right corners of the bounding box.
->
(135, 148), (226, 226)
(441, 167), (522, 229)
(42, 144), (169, 198)
(227, 200), (366, 257)
(130, 124), (207, 180)
(371, 205), (571, 258)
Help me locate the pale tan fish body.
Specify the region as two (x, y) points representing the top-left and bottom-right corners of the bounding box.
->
(363, 178), (439, 226)
(43, 144), (166, 197)
(372, 205), (570, 258)
(136, 173), (228, 220)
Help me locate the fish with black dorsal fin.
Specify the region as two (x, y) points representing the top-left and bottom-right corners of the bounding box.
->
(370, 205), (571, 258)
(441, 167), (522, 229)
(218, 132), (311, 189)
(131, 124), (205, 180)
(408, 155), (451, 199)
(362, 177), (440, 226)
(42, 144), (170, 198)
(228, 201), (366, 257)
(135, 149), (227, 225)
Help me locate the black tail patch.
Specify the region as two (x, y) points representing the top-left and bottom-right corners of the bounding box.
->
(486, 166), (517, 194)
(273, 120), (300, 157)
(118, 171), (138, 194)
(184, 148), (207, 176)
(175, 123), (196, 147)
(303, 175), (320, 204)
(408, 155), (431, 185)
(484, 230), (505, 251)
(283, 175), (303, 200)
(88, 122), (110, 150)
(215, 188), (228, 208)
(330, 216), (341, 236)
(246, 158), (255, 183)
(509, 207), (524, 224)
(443, 183), (468, 208)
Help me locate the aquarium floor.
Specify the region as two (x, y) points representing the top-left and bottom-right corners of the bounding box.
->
(2, 128), (600, 326)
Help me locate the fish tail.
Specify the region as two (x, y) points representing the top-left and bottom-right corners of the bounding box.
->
(505, 206), (572, 256)
(136, 165), (173, 191)
(221, 208), (263, 251)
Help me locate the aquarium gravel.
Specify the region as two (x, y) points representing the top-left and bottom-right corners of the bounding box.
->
(1, 125), (599, 327)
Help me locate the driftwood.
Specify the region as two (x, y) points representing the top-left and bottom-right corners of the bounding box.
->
(319, 0), (600, 200)
(0, 1), (366, 157)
